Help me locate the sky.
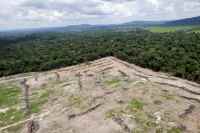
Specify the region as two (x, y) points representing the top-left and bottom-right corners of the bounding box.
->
(0, 0), (200, 30)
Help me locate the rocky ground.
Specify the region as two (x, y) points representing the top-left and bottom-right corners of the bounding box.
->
(0, 57), (199, 133)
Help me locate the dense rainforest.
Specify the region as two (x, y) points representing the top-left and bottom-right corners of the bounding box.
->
(0, 29), (200, 83)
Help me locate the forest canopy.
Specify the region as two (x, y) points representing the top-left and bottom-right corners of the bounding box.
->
(0, 29), (200, 83)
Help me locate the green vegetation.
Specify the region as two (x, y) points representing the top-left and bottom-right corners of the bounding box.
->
(68, 95), (90, 109)
(0, 85), (50, 128)
(106, 79), (120, 85)
(105, 108), (124, 119)
(133, 111), (157, 132)
(0, 85), (24, 127)
(0, 85), (21, 108)
(0, 108), (24, 127)
(161, 93), (175, 100)
(106, 108), (157, 131)
(128, 99), (144, 111)
(167, 127), (182, 133)
(30, 89), (51, 113)
(105, 79), (121, 87)
(0, 29), (200, 84)
(191, 27), (200, 33)
(68, 95), (83, 106)
(105, 99), (182, 133)
(148, 26), (199, 33)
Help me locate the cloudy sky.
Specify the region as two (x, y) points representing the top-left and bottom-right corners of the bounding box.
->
(0, 0), (200, 30)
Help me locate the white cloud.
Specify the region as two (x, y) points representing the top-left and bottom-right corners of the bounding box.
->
(0, 0), (200, 30)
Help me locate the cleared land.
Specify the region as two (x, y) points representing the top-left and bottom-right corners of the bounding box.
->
(0, 57), (200, 133)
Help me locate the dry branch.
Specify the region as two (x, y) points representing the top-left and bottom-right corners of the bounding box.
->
(68, 103), (103, 120)
(155, 82), (200, 95)
(20, 79), (30, 114)
(179, 105), (195, 118)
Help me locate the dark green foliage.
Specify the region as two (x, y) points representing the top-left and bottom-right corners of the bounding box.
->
(0, 30), (200, 83)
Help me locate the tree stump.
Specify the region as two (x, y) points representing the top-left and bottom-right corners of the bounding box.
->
(27, 120), (39, 133)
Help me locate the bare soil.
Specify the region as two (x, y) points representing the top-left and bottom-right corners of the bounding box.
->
(0, 57), (200, 133)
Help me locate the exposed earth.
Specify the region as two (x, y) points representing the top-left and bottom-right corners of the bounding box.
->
(0, 57), (200, 133)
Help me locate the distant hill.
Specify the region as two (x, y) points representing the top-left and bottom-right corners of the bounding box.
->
(1, 16), (200, 36)
(164, 16), (200, 26)
(122, 21), (165, 27)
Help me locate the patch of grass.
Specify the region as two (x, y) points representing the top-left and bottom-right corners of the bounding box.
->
(68, 95), (89, 109)
(192, 29), (200, 33)
(167, 127), (182, 133)
(0, 108), (24, 127)
(30, 89), (51, 113)
(0, 85), (51, 130)
(132, 129), (145, 133)
(105, 108), (125, 119)
(128, 99), (144, 111)
(68, 95), (83, 105)
(134, 111), (157, 129)
(105, 79), (121, 86)
(127, 100), (157, 132)
(130, 111), (157, 133)
(0, 85), (24, 128)
(156, 127), (164, 133)
(30, 103), (40, 113)
(161, 93), (175, 100)
(0, 85), (21, 108)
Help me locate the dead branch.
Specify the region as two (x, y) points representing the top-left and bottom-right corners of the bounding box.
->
(76, 72), (83, 90)
(68, 103), (103, 120)
(55, 72), (61, 81)
(20, 79), (30, 114)
(179, 105), (195, 118)
(180, 96), (200, 104)
(155, 82), (200, 95)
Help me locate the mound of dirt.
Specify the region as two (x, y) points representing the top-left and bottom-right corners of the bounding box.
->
(0, 57), (200, 133)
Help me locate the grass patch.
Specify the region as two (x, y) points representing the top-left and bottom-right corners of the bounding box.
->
(161, 93), (175, 100)
(167, 127), (182, 133)
(30, 89), (51, 113)
(0, 85), (24, 127)
(68, 95), (89, 110)
(128, 99), (144, 111)
(105, 108), (125, 119)
(68, 95), (83, 106)
(105, 78), (122, 89)
(0, 108), (24, 127)
(0, 84), (51, 130)
(105, 79), (121, 85)
(192, 29), (200, 33)
(0, 85), (21, 108)
(134, 111), (157, 129)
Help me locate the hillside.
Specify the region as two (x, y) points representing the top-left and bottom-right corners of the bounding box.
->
(146, 16), (200, 33)
(0, 57), (200, 133)
(164, 16), (200, 26)
(1, 16), (200, 36)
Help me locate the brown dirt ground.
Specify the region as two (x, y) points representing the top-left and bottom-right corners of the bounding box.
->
(0, 57), (200, 133)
